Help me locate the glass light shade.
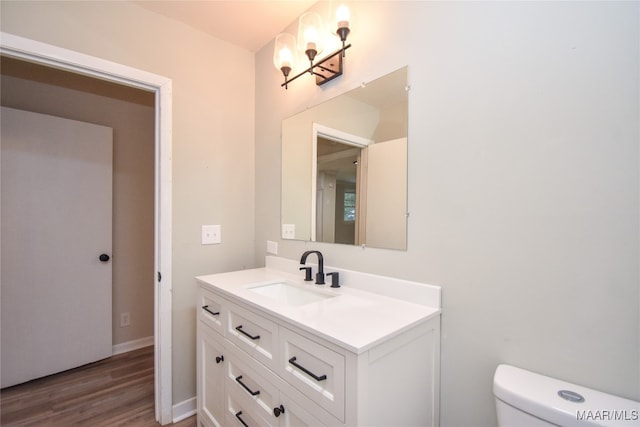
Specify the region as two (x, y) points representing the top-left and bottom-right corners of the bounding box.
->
(273, 33), (296, 72)
(297, 12), (324, 58)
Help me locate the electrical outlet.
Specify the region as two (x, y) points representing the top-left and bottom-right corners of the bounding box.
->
(282, 224), (295, 239)
(267, 240), (278, 255)
(120, 312), (130, 327)
(202, 224), (221, 245)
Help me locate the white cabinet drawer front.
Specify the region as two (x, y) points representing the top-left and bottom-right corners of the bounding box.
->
(226, 385), (276, 427)
(198, 289), (225, 335)
(225, 347), (281, 423)
(279, 327), (345, 421)
(226, 302), (278, 370)
(278, 390), (331, 427)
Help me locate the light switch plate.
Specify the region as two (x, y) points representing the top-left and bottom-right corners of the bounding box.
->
(202, 225), (221, 245)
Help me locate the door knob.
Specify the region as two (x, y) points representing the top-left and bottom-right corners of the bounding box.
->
(99, 254), (110, 262)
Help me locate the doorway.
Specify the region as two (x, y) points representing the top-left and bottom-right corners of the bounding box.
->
(0, 33), (173, 424)
(312, 123), (372, 245)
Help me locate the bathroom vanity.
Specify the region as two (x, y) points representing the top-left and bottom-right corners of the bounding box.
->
(195, 256), (441, 427)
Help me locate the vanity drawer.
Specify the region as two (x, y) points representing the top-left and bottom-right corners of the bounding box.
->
(279, 326), (345, 422)
(198, 288), (225, 336)
(226, 301), (278, 371)
(225, 385), (275, 427)
(225, 343), (281, 424)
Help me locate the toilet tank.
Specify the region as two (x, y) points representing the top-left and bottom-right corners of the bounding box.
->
(493, 364), (640, 427)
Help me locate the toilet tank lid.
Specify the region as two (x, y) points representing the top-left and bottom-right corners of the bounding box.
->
(493, 364), (640, 427)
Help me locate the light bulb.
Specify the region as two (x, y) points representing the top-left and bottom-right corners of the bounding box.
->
(278, 46), (293, 69)
(303, 26), (320, 52)
(336, 4), (350, 30)
(298, 12), (324, 61)
(335, 4), (351, 43)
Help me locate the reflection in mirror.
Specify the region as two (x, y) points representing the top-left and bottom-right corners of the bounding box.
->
(282, 67), (408, 250)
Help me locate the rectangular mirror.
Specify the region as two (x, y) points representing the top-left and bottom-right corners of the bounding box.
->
(281, 67), (408, 250)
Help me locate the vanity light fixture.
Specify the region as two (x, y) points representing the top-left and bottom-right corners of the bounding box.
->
(274, 3), (352, 89)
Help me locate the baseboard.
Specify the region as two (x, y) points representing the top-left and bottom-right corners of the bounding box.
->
(173, 396), (197, 423)
(112, 336), (154, 355)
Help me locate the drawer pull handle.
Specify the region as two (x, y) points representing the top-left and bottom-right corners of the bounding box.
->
(235, 325), (260, 340)
(273, 404), (285, 417)
(202, 305), (220, 316)
(215, 355), (224, 364)
(235, 375), (260, 396)
(235, 411), (249, 427)
(288, 356), (327, 381)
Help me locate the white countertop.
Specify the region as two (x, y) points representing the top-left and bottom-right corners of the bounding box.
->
(196, 264), (441, 354)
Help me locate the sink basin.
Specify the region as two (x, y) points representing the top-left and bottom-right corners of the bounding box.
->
(249, 282), (336, 306)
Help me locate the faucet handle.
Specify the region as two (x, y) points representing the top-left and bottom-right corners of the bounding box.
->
(326, 272), (340, 288)
(299, 266), (313, 281)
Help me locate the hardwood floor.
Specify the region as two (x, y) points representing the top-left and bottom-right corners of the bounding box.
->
(0, 346), (196, 427)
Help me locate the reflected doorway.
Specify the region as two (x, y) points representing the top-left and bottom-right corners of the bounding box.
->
(316, 137), (361, 244)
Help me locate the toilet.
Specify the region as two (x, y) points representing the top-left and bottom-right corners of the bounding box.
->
(493, 364), (640, 426)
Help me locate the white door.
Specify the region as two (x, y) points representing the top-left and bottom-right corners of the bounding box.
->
(1, 107), (113, 388)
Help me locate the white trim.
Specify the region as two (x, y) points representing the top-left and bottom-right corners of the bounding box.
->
(172, 397), (197, 423)
(311, 126), (318, 241)
(112, 336), (154, 355)
(0, 32), (174, 425)
(313, 123), (373, 148)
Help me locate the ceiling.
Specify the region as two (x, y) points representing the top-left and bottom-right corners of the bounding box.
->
(132, 0), (317, 52)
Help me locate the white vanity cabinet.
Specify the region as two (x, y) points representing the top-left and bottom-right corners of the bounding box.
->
(198, 287), (333, 427)
(196, 260), (441, 427)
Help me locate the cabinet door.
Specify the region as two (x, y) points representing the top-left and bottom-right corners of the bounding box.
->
(198, 324), (226, 427)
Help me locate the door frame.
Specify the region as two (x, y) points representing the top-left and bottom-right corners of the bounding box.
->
(0, 32), (174, 424)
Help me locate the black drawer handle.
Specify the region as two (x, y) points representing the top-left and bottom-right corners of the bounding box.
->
(202, 305), (219, 316)
(273, 404), (285, 417)
(235, 375), (260, 396)
(215, 355), (224, 364)
(288, 356), (327, 381)
(235, 325), (260, 340)
(235, 411), (249, 427)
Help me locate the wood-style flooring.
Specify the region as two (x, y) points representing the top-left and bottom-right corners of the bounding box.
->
(0, 346), (196, 427)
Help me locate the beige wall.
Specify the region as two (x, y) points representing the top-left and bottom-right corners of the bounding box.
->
(1, 59), (155, 347)
(0, 0), (256, 404)
(256, 2), (639, 426)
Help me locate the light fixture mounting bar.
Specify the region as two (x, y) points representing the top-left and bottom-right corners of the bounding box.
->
(281, 44), (351, 89)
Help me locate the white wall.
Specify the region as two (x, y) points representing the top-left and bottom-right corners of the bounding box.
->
(0, 0), (256, 404)
(255, 2), (639, 426)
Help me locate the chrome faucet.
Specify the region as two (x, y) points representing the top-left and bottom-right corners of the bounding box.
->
(300, 250), (325, 285)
